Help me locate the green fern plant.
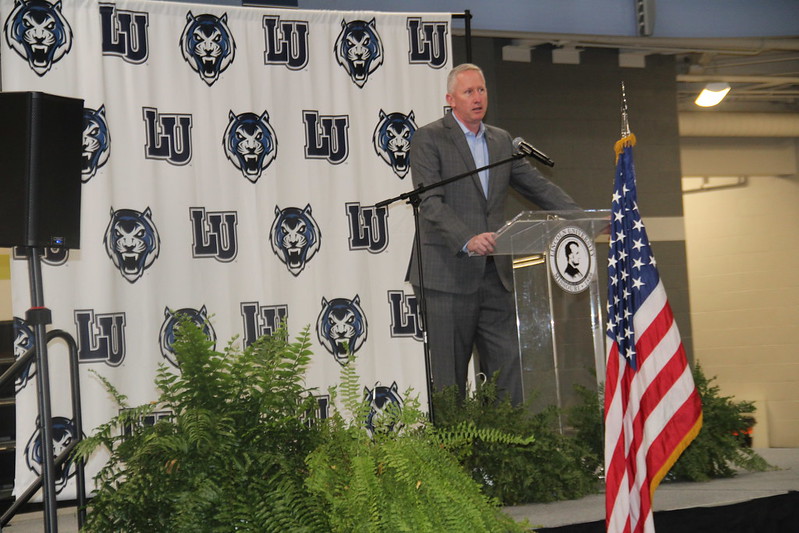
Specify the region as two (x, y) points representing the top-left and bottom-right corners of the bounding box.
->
(305, 358), (532, 533)
(73, 320), (540, 531)
(565, 362), (772, 483)
(433, 378), (600, 505)
(667, 362), (771, 481)
(566, 382), (605, 476)
(72, 319), (328, 532)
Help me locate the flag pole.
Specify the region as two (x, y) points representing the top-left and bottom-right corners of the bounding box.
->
(605, 85), (703, 533)
(620, 82), (631, 138)
(615, 83), (636, 161)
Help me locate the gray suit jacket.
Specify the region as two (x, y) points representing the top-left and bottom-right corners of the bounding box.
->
(408, 112), (580, 294)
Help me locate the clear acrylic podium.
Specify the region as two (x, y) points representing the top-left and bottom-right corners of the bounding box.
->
(492, 210), (610, 429)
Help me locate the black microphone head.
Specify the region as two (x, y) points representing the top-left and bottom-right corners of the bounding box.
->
(512, 136), (554, 167)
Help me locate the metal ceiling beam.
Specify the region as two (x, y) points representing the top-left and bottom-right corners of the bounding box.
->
(678, 75), (799, 84)
(454, 30), (799, 55)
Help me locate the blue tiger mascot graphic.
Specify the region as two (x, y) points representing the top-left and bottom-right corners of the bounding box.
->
(158, 306), (216, 368)
(180, 11), (236, 86)
(81, 105), (110, 183)
(25, 416), (81, 494)
(269, 205), (321, 277)
(223, 110), (278, 183)
(334, 18), (383, 88)
(103, 207), (161, 283)
(364, 382), (403, 437)
(373, 110), (417, 179)
(13, 317), (36, 393)
(316, 295), (367, 366)
(4, 0), (73, 76)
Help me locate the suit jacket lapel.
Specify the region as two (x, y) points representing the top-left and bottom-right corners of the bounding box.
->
(444, 113), (486, 199)
(485, 127), (504, 204)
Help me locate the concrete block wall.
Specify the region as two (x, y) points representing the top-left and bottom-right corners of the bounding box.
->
(453, 36), (694, 360)
(683, 171), (799, 447)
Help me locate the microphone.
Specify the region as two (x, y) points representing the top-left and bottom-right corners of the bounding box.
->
(513, 137), (555, 167)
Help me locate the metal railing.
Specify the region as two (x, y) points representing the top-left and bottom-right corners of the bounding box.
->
(0, 329), (86, 530)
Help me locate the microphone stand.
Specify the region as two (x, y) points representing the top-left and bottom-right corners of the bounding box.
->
(376, 152), (525, 423)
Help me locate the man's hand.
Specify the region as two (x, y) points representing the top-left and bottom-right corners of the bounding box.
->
(467, 232), (496, 256)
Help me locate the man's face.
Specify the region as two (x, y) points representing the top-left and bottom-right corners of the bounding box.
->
(446, 69), (488, 131)
(568, 247), (581, 266)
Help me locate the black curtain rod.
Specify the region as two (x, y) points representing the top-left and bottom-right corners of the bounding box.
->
(453, 10), (473, 63)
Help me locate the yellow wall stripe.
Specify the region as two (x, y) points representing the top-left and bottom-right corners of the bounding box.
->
(0, 253), (10, 281)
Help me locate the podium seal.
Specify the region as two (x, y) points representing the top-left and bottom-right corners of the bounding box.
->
(548, 226), (595, 294)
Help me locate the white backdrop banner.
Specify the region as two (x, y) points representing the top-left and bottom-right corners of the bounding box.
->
(1, 0), (451, 499)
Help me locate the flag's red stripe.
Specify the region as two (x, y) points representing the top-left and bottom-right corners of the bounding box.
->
(630, 302), (692, 449)
(605, 342), (630, 532)
(629, 303), (689, 530)
(607, 341), (642, 532)
(646, 388), (703, 491)
(606, 293), (702, 533)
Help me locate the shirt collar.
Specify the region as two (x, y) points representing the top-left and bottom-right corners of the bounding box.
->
(451, 112), (485, 138)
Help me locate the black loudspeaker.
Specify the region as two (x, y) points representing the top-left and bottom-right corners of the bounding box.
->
(0, 91), (84, 249)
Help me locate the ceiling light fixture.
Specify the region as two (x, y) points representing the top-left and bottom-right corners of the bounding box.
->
(694, 82), (731, 107)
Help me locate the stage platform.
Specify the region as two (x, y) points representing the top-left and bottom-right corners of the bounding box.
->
(506, 447), (799, 532)
(3, 448), (798, 532)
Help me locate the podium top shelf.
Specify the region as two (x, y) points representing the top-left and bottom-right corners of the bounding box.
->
(492, 209), (611, 256)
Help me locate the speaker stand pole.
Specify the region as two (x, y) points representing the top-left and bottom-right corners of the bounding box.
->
(25, 247), (59, 533)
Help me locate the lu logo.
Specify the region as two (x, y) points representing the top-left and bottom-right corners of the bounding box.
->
(100, 4), (149, 64)
(190, 207), (238, 262)
(143, 107), (193, 166)
(303, 111), (349, 164)
(263, 15), (309, 70)
(346, 202), (389, 254)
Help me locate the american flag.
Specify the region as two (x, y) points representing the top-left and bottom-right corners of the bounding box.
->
(604, 134), (703, 533)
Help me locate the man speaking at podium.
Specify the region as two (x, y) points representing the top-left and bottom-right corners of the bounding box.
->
(408, 63), (580, 406)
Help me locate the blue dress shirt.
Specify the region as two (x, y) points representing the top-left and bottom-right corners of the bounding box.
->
(452, 114), (489, 197)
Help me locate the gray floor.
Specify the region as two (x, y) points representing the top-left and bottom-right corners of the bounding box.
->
(505, 447), (799, 529)
(3, 448), (798, 532)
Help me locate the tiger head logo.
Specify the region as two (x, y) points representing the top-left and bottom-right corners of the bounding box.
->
(82, 105), (110, 183)
(316, 295), (367, 365)
(179, 11), (236, 86)
(269, 205), (321, 277)
(4, 0), (73, 76)
(373, 110), (417, 179)
(103, 207), (161, 283)
(13, 317), (36, 393)
(223, 110), (278, 183)
(158, 306), (216, 368)
(364, 382), (403, 437)
(25, 416), (81, 494)
(334, 18), (383, 88)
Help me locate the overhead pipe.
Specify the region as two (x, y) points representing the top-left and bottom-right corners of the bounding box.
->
(678, 74), (799, 85)
(453, 29), (799, 56)
(679, 112), (799, 137)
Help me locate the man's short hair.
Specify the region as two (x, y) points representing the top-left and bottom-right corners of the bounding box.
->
(447, 63), (484, 94)
(565, 241), (578, 258)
